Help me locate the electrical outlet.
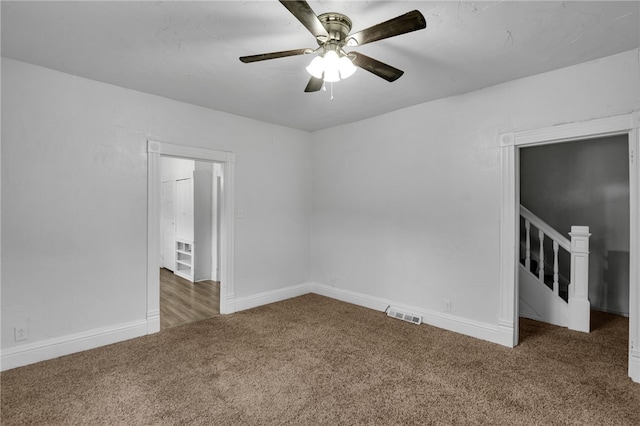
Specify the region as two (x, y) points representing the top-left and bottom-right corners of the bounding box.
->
(443, 299), (452, 313)
(14, 326), (29, 342)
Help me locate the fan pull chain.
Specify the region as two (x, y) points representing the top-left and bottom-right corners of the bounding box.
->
(320, 82), (334, 101)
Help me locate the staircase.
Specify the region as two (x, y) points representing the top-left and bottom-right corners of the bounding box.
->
(519, 205), (591, 332)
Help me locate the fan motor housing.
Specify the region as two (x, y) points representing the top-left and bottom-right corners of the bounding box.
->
(317, 12), (352, 44)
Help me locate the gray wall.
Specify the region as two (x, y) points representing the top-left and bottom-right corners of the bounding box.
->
(520, 135), (630, 315)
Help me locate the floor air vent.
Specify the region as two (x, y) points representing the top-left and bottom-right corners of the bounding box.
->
(387, 308), (422, 325)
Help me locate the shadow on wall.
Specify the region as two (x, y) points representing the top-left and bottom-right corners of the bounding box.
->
(600, 250), (630, 316)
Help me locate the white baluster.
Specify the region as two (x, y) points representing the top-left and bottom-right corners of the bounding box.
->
(553, 241), (559, 295)
(525, 220), (531, 270)
(538, 229), (544, 282)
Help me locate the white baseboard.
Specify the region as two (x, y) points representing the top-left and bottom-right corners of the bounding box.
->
(1, 282), (515, 371)
(147, 310), (161, 334)
(220, 292), (235, 314)
(309, 283), (514, 347)
(311, 283), (390, 311)
(234, 283), (312, 312)
(591, 305), (630, 318)
(0, 319), (148, 372)
(630, 350), (640, 383)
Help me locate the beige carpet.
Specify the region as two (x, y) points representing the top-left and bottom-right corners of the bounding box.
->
(1, 294), (638, 425)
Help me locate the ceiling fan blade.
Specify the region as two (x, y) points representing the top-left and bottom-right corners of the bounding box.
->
(348, 10), (426, 46)
(239, 48), (312, 63)
(304, 76), (324, 92)
(279, 0), (329, 39)
(350, 52), (404, 82)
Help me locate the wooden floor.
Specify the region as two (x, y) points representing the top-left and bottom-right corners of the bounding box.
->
(160, 268), (220, 330)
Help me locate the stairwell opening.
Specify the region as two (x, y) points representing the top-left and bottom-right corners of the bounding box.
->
(519, 135), (630, 323)
(499, 113), (640, 383)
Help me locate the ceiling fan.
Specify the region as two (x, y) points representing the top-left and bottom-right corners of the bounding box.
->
(239, 0), (427, 92)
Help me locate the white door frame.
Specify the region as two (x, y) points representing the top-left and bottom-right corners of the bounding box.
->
(499, 112), (640, 383)
(160, 180), (176, 271)
(147, 141), (236, 333)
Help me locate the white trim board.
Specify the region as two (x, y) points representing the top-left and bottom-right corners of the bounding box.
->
(234, 284), (312, 312)
(1, 320), (148, 371)
(310, 284), (513, 347)
(0, 281), (513, 371)
(231, 282), (512, 347)
(499, 112), (640, 383)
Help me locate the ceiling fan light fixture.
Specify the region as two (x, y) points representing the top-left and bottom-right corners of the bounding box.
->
(306, 49), (356, 82)
(240, 3), (427, 93)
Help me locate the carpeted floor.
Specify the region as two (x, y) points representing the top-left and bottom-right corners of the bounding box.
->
(1, 294), (638, 425)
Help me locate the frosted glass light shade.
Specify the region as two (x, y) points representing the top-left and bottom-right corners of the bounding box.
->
(338, 56), (357, 79)
(305, 49), (356, 82)
(324, 68), (340, 82)
(323, 50), (341, 82)
(323, 50), (340, 67)
(306, 56), (324, 79)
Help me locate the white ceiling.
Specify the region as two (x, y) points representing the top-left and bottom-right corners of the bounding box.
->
(2, 1), (639, 132)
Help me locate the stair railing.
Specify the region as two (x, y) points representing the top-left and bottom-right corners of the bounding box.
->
(521, 206), (571, 298)
(520, 205), (591, 332)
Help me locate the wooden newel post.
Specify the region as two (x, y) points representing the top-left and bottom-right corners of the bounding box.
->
(568, 226), (591, 333)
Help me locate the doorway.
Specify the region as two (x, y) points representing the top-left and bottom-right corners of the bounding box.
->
(498, 112), (640, 383)
(519, 135), (630, 325)
(159, 157), (222, 329)
(147, 141), (237, 334)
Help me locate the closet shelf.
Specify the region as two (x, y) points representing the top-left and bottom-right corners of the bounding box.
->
(175, 238), (194, 281)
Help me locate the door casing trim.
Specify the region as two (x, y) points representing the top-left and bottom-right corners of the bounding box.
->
(147, 141), (236, 334)
(499, 112), (640, 382)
